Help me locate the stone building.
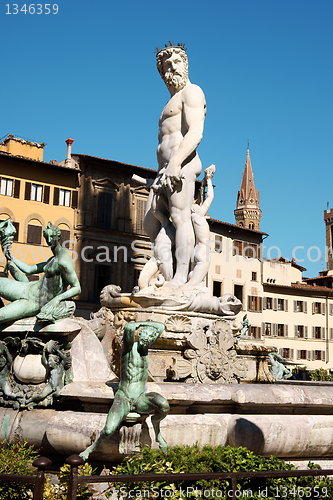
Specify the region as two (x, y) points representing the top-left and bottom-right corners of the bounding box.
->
(70, 152), (156, 317)
(1, 134), (333, 372)
(0, 134), (79, 280)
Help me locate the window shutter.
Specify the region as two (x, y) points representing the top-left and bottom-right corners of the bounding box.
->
(261, 322), (265, 335)
(330, 304), (333, 315)
(279, 348), (284, 356)
(297, 350), (300, 360)
(24, 182), (31, 200)
(294, 325), (298, 337)
(71, 190), (78, 209)
(312, 327), (315, 339)
(136, 198), (146, 235)
(331, 328), (333, 340)
(293, 300), (297, 313)
(247, 296), (251, 311)
(273, 323), (277, 337)
(322, 303), (326, 315)
(259, 297), (262, 312)
(285, 300), (288, 312)
(322, 328), (326, 340)
(13, 222), (19, 242)
(53, 187), (59, 205)
(43, 185), (50, 204)
(257, 327), (261, 340)
(307, 350), (311, 361)
(323, 351), (326, 362)
(59, 229), (71, 248)
(312, 351), (316, 361)
(312, 302), (315, 314)
(263, 297), (267, 310)
(98, 192), (113, 229)
(273, 298), (278, 311)
(305, 326), (308, 338)
(285, 324), (288, 337)
(304, 301), (307, 314)
(27, 224), (42, 245)
(13, 179), (20, 198)
(290, 349), (294, 360)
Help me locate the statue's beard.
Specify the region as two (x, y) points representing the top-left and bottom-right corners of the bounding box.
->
(163, 68), (188, 90)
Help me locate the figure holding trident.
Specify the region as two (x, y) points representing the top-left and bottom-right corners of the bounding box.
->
(142, 43), (206, 288)
(79, 321), (169, 460)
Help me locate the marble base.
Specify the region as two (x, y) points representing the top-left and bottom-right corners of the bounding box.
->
(2, 382), (333, 462)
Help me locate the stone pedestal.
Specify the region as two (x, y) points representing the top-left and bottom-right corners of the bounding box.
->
(109, 307), (275, 384)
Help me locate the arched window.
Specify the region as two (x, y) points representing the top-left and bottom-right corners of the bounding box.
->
(249, 222), (254, 230)
(27, 219), (43, 245)
(58, 223), (71, 249)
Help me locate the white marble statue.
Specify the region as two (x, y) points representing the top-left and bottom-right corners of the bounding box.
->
(142, 43), (206, 289)
(186, 164), (215, 288)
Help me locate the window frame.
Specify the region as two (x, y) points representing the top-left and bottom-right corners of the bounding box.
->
(31, 183), (43, 202)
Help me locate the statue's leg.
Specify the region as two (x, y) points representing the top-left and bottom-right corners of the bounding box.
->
(136, 392), (170, 450)
(79, 392), (131, 461)
(0, 298), (39, 323)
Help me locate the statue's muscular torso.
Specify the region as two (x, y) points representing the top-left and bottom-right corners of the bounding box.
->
(157, 89), (186, 168)
(119, 343), (148, 400)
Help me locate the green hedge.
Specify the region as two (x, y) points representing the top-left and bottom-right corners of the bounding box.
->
(109, 445), (333, 499)
(0, 440), (38, 500)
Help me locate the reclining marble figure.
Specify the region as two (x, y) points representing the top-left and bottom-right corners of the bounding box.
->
(0, 219), (81, 324)
(80, 321), (169, 460)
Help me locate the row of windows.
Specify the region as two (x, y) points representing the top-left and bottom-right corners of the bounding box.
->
(279, 348), (326, 362)
(0, 177), (78, 208)
(233, 240), (259, 259)
(262, 323), (333, 340)
(211, 237), (260, 259)
(249, 296), (333, 315)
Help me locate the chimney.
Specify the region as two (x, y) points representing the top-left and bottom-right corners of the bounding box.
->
(65, 138), (74, 166)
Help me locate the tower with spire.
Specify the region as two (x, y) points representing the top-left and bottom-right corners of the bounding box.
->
(234, 147), (262, 231)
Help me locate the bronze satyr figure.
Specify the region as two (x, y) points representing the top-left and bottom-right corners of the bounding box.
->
(80, 321), (169, 460)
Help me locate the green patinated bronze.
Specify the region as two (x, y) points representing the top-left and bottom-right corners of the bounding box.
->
(0, 219), (81, 324)
(0, 336), (72, 409)
(80, 321), (170, 461)
(269, 352), (293, 380)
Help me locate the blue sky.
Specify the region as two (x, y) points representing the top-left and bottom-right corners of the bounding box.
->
(1, 0), (332, 277)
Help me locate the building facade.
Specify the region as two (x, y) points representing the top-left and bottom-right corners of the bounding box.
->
(2, 135), (333, 372)
(0, 135), (79, 282)
(71, 153), (156, 317)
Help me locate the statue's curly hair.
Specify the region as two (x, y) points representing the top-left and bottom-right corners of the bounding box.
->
(156, 46), (188, 78)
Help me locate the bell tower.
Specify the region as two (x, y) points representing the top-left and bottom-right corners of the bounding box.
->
(324, 206), (333, 272)
(234, 147), (262, 231)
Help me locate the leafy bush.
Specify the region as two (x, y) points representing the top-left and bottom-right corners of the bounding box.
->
(43, 462), (96, 500)
(309, 368), (333, 381)
(0, 440), (38, 500)
(108, 445), (333, 499)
